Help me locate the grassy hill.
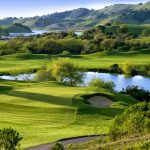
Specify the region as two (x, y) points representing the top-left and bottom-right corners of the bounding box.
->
(0, 2), (150, 30)
(1, 23), (32, 33)
(0, 49), (149, 74)
(105, 24), (150, 35)
(0, 79), (136, 148)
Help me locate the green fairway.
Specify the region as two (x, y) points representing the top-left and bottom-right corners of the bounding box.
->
(0, 80), (136, 148)
(0, 49), (150, 74)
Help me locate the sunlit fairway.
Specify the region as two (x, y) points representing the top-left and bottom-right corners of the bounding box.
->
(0, 49), (150, 74)
(0, 79), (136, 148)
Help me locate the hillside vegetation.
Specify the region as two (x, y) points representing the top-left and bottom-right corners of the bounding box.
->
(65, 102), (150, 150)
(0, 2), (150, 30)
(0, 23), (32, 34)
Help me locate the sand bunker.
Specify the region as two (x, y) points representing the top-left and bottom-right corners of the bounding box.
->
(87, 96), (114, 108)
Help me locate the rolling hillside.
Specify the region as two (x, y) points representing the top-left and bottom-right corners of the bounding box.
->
(0, 2), (149, 30)
(1, 23), (32, 33)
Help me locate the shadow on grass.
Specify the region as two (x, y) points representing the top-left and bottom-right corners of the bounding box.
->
(15, 54), (52, 60)
(0, 85), (13, 91)
(3, 90), (72, 106)
(77, 106), (124, 118)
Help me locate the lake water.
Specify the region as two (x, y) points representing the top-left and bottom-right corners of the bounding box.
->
(0, 72), (150, 92)
(9, 30), (48, 38)
(8, 30), (82, 38)
(85, 72), (150, 92)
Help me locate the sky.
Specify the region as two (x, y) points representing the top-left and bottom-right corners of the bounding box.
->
(0, 0), (149, 19)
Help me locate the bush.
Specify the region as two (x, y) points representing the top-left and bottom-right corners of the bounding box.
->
(0, 128), (22, 150)
(34, 65), (53, 82)
(122, 63), (134, 75)
(109, 64), (121, 73)
(109, 102), (150, 141)
(61, 51), (72, 56)
(121, 86), (150, 102)
(88, 77), (115, 92)
(51, 59), (85, 85)
(51, 143), (64, 150)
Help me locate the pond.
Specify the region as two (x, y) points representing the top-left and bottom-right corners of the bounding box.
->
(0, 72), (150, 92)
(85, 72), (150, 92)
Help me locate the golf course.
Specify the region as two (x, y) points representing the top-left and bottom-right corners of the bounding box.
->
(0, 1), (150, 149)
(0, 49), (150, 74)
(0, 79), (137, 148)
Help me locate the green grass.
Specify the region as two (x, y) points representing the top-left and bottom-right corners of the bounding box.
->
(0, 79), (136, 148)
(105, 24), (150, 35)
(2, 24), (32, 33)
(128, 36), (150, 44)
(0, 49), (150, 74)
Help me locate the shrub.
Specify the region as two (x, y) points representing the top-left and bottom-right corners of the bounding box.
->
(109, 102), (150, 141)
(34, 65), (53, 82)
(0, 128), (22, 150)
(34, 59), (85, 85)
(109, 64), (121, 73)
(122, 63), (134, 75)
(34, 69), (53, 82)
(51, 59), (85, 85)
(88, 77), (115, 92)
(61, 50), (72, 56)
(121, 86), (150, 102)
(51, 143), (64, 150)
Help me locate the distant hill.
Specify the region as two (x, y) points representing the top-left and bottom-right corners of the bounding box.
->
(0, 2), (150, 30)
(1, 23), (32, 33)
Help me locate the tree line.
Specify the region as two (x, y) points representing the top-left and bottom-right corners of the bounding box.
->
(0, 24), (150, 56)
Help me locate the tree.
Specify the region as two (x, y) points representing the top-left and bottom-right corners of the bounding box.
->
(0, 128), (22, 150)
(142, 29), (150, 36)
(51, 59), (85, 85)
(122, 62), (133, 75)
(0, 26), (2, 39)
(121, 86), (150, 102)
(110, 64), (120, 73)
(109, 102), (150, 141)
(88, 77), (115, 92)
(94, 34), (103, 44)
(101, 39), (116, 51)
(59, 39), (83, 54)
(37, 39), (63, 54)
(34, 66), (53, 82)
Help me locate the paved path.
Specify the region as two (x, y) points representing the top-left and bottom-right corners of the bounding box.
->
(27, 135), (104, 150)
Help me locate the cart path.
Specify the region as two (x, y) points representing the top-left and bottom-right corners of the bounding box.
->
(27, 135), (105, 150)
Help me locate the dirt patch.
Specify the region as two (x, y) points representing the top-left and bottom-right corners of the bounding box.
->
(87, 96), (114, 107)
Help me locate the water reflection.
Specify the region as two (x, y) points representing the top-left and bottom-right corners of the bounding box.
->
(0, 72), (150, 92)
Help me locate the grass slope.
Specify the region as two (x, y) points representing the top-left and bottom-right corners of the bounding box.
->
(69, 134), (150, 150)
(0, 49), (150, 74)
(105, 24), (150, 35)
(0, 80), (136, 148)
(2, 23), (32, 33)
